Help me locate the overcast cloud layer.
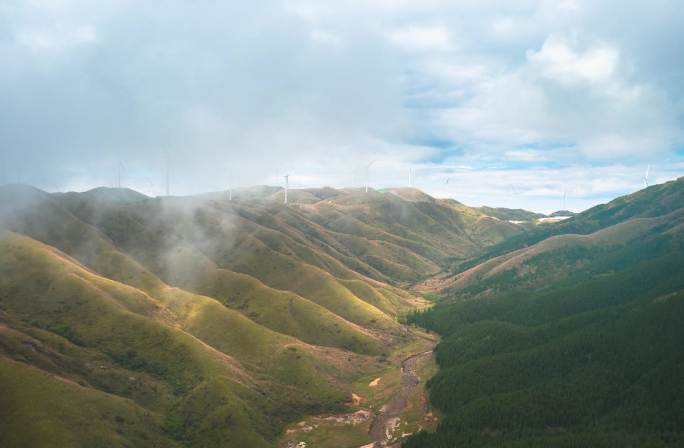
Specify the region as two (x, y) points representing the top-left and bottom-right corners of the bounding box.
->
(1, 0), (683, 212)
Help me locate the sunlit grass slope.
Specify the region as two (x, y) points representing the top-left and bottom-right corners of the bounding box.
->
(0, 232), (277, 445)
(166, 260), (384, 353)
(0, 183), (531, 447)
(46, 184), (523, 319)
(0, 231), (378, 446)
(1, 185), (391, 353)
(0, 357), (177, 448)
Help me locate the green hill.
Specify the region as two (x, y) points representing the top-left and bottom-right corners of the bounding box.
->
(458, 177), (684, 272)
(477, 206), (545, 221)
(0, 231), (382, 447)
(406, 181), (684, 447)
(1, 183), (527, 447)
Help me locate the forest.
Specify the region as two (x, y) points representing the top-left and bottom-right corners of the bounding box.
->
(405, 180), (684, 447)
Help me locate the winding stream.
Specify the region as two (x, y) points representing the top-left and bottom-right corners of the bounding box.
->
(367, 350), (434, 447)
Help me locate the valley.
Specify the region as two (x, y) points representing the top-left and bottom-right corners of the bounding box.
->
(3, 179), (682, 447)
(405, 177), (684, 447)
(4, 2), (683, 446)
(0, 184), (513, 447)
(366, 347), (435, 447)
(280, 329), (439, 448)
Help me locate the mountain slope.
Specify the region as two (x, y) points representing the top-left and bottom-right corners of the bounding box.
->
(460, 177), (684, 271)
(0, 356), (177, 448)
(0, 183), (528, 447)
(406, 181), (684, 447)
(0, 185), (387, 353)
(0, 230), (382, 447)
(477, 206), (545, 221)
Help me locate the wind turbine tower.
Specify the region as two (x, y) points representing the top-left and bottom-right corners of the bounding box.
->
(284, 174), (289, 204)
(164, 150), (170, 196)
(365, 161), (375, 193)
(117, 161), (124, 189)
(643, 165), (651, 188)
(409, 168), (413, 187)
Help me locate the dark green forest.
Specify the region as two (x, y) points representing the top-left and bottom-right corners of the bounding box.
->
(404, 179), (684, 447)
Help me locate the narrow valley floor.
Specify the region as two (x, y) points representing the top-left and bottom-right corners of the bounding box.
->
(278, 328), (439, 448)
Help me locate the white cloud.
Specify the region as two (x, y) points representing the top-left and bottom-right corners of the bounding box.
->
(16, 25), (97, 50)
(424, 30), (681, 159)
(310, 30), (342, 47)
(490, 17), (517, 36)
(2, 0), (684, 211)
(387, 25), (452, 51)
(505, 149), (549, 162)
(578, 133), (675, 159)
(422, 60), (488, 83)
(527, 35), (618, 84)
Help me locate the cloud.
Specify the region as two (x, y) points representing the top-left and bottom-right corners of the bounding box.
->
(387, 25), (452, 51)
(504, 149), (550, 162)
(1, 0), (683, 210)
(309, 30), (343, 47)
(527, 35), (618, 84)
(16, 25), (96, 50)
(426, 31), (681, 160)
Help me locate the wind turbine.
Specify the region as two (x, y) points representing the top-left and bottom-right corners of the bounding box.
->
(283, 174), (289, 204)
(164, 150), (170, 196)
(116, 160), (125, 189)
(563, 189), (567, 211)
(643, 165), (651, 188)
(409, 168), (414, 187)
(225, 164), (234, 201)
(365, 161), (375, 193)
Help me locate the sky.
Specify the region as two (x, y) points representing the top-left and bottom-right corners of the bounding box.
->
(1, 0), (683, 213)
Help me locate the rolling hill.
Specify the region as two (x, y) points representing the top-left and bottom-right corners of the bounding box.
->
(406, 177), (684, 447)
(0, 183), (523, 447)
(456, 177), (684, 273)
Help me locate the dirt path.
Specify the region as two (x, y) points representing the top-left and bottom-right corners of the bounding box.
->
(367, 349), (434, 447)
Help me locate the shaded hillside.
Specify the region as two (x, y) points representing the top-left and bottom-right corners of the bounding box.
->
(405, 181), (684, 447)
(549, 209), (576, 217)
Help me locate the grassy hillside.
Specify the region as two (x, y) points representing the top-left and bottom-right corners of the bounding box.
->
(459, 177), (684, 272)
(0, 232), (275, 446)
(0, 185), (390, 352)
(477, 206), (545, 221)
(0, 357), (177, 448)
(40, 183), (521, 326)
(405, 182), (684, 447)
(0, 183), (529, 447)
(0, 231), (384, 446)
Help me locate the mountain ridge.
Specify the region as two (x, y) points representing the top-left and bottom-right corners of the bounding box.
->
(406, 178), (684, 448)
(0, 183), (527, 447)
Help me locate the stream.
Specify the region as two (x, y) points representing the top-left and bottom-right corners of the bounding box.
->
(367, 350), (434, 447)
